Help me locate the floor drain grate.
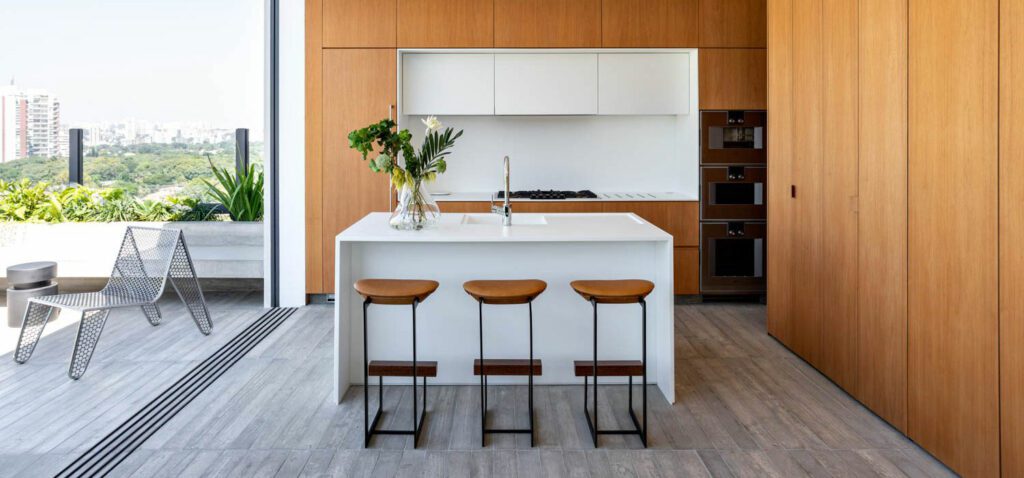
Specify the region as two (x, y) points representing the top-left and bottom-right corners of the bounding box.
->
(56, 307), (298, 478)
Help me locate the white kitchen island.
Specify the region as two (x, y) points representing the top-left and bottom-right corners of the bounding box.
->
(334, 212), (675, 403)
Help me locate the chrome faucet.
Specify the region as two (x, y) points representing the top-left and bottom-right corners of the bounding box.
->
(491, 156), (512, 226)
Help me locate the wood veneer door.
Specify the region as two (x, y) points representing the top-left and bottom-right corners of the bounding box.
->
(398, 0), (493, 47)
(857, 0), (907, 432)
(494, 0), (601, 47)
(601, 0), (698, 47)
(698, 0), (766, 48)
(306, 0), (324, 293)
(1002, 0), (1024, 474)
(321, 49), (396, 292)
(698, 49), (767, 110)
(818, 0), (859, 395)
(787, 0), (824, 367)
(765, 0), (794, 345)
(908, 0), (999, 476)
(323, 0), (396, 47)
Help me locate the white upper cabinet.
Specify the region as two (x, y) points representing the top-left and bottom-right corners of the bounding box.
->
(402, 53), (494, 115)
(598, 53), (690, 115)
(494, 54), (598, 115)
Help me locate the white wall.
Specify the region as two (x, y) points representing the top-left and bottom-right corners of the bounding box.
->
(402, 115), (697, 194)
(267, 0), (306, 307)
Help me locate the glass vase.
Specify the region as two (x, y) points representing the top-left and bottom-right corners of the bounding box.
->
(389, 178), (441, 230)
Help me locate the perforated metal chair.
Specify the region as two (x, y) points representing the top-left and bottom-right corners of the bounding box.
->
(13, 226), (213, 379)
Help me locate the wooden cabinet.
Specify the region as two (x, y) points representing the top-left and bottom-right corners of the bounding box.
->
(699, 0), (766, 47)
(909, 0), (1000, 476)
(398, 0), (493, 47)
(319, 50), (397, 292)
(770, 0), (1005, 475)
(438, 200), (699, 294)
(494, 54), (598, 115)
(323, 0), (396, 47)
(494, 0), (601, 47)
(601, 0), (698, 47)
(598, 53), (690, 115)
(698, 48), (767, 110)
(402, 54), (495, 115)
(1003, 2), (1024, 476)
(857, 0), (908, 432)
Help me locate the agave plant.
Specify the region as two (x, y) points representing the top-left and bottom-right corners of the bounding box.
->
(201, 160), (264, 222)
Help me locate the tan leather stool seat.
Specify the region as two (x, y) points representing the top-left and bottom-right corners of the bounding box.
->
(355, 279), (439, 305)
(570, 280), (654, 304)
(463, 279), (547, 304)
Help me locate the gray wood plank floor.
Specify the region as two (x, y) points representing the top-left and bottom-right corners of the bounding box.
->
(0, 295), (955, 477)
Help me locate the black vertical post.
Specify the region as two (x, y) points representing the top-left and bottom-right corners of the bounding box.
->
(68, 128), (84, 185)
(235, 128), (249, 177)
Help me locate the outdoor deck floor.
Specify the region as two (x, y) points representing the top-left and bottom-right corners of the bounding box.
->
(0, 293), (954, 477)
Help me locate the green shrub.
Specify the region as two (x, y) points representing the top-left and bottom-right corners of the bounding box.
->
(202, 163), (264, 222)
(0, 179), (218, 223)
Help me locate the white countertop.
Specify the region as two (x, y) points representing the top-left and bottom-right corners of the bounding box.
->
(337, 212), (673, 243)
(431, 191), (698, 202)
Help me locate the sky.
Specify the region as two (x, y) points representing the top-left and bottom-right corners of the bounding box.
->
(0, 0), (264, 132)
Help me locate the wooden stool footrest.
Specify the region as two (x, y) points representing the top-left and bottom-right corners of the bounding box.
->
(573, 360), (643, 377)
(368, 360), (438, 377)
(473, 359), (542, 376)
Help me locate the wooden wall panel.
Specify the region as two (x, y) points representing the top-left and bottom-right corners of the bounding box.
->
(398, 0), (494, 47)
(908, 0), (1000, 476)
(787, 0), (823, 366)
(765, 0), (793, 345)
(699, 0), (766, 48)
(306, 0), (323, 293)
(857, 0), (908, 432)
(323, 0), (397, 47)
(321, 50), (397, 292)
(818, 0), (859, 393)
(494, 0), (601, 47)
(1002, 0), (1024, 474)
(699, 49), (767, 110)
(602, 0), (698, 48)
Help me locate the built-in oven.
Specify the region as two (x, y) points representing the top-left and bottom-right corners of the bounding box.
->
(700, 110), (766, 165)
(701, 221), (766, 295)
(700, 165), (766, 221)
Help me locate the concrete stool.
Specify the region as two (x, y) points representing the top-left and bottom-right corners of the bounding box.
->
(6, 262), (58, 328)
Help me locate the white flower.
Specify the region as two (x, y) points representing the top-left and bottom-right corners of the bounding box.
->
(421, 115), (442, 134)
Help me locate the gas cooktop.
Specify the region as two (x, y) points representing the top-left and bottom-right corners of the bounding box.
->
(495, 189), (599, 200)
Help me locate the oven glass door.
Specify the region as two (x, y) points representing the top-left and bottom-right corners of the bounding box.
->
(700, 111), (767, 165)
(701, 166), (767, 220)
(701, 222), (767, 294)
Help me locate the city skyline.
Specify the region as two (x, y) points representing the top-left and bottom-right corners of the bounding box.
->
(0, 0), (264, 133)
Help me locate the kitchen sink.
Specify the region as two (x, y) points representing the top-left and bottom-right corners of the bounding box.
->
(460, 214), (548, 226)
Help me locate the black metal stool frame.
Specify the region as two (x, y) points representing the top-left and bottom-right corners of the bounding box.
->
(363, 297), (427, 448)
(582, 297), (648, 447)
(478, 299), (536, 447)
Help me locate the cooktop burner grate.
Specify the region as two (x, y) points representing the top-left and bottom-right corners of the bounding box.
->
(495, 190), (599, 200)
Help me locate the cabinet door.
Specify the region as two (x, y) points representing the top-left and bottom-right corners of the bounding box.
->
(323, 0), (396, 47)
(402, 54), (494, 115)
(602, 0), (698, 47)
(321, 50), (396, 291)
(1004, 1), (1024, 475)
(495, 54), (597, 115)
(494, 0), (600, 47)
(699, 0), (766, 47)
(398, 0), (493, 47)
(598, 53), (690, 115)
(698, 48), (767, 110)
(908, 0), (999, 476)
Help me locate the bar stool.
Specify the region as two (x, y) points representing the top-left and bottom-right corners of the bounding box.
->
(570, 279), (654, 448)
(355, 278), (440, 448)
(463, 279), (546, 447)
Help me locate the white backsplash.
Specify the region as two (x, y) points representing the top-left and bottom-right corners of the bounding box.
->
(400, 115), (699, 196)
